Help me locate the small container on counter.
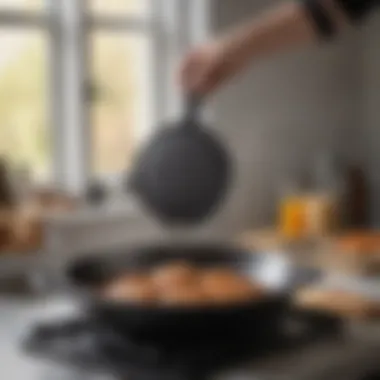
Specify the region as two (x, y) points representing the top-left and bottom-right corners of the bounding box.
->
(279, 193), (307, 240)
(278, 191), (339, 242)
(304, 193), (339, 238)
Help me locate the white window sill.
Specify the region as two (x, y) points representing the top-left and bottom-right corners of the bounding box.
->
(42, 196), (142, 227)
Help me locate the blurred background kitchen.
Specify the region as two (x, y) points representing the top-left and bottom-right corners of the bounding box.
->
(1, 0), (380, 378)
(0, 0), (207, 283)
(0, 0), (379, 282)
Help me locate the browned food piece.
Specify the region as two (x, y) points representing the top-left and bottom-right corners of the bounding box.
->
(294, 288), (380, 319)
(151, 262), (198, 289)
(200, 269), (263, 304)
(158, 284), (209, 306)
(104, 274), (157, 304)
(336, 232), (380, 254)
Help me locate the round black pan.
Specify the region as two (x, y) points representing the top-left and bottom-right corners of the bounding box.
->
(64, 244), (319, 342)
(128, 96), (231, 225)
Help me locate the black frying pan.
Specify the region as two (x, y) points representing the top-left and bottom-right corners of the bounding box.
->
(64, 245), (320, 342)
(128, 96), (231, 225)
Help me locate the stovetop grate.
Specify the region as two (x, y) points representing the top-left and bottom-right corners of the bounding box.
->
(23, 309), (343, 380)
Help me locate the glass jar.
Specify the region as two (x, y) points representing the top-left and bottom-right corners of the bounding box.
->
(279, 193), (308, 240)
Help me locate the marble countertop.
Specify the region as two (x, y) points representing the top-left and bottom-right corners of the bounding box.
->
(0, 297), (86, 380)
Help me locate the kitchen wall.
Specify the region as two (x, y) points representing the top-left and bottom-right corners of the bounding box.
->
(361, 12), (380, 226)
(209, 0), (362, 231)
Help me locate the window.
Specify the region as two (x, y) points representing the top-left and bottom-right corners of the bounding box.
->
(0, 0), (207, 191)
(0, 0), (44, 12)
(90, 31), (150, 174)
(0, 0), (52, 181)
(0, 29), (49, 179)
(89, 0), (149, 17)
(87, 1), (152, 176)
(60, 0), (181, 191)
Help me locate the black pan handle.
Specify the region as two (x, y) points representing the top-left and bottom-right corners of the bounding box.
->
(184, 94), (202, 127)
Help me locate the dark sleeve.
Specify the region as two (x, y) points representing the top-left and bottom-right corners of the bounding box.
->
(335, 0), (380, 21)
(301, 0), (379, 38)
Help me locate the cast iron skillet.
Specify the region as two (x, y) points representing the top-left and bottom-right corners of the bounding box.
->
(64, 245), (321, 342)
(128, 96), (231, 225)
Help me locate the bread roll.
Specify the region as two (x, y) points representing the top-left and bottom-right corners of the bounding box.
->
(201, 269), (262, 304)
(159, 285), (209, 306)
(104, 274), (156, 303)
(151, 262), (197, 289)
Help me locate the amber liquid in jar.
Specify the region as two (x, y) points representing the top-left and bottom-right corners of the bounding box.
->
(279, 195), (307, 240)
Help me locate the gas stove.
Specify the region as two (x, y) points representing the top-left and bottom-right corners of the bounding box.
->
(23, 304), (356, 380)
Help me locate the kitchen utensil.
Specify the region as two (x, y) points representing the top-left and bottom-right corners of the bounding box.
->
(128, 95), (231, 225)
(63, 245), (321, 342)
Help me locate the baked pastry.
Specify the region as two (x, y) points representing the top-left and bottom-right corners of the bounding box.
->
(158, 284), (209, 306)
(200, 268), (262, 304)
(151, 262), (197, 289)
(103, 264), (264, 307)
(104, 274), (156, 303)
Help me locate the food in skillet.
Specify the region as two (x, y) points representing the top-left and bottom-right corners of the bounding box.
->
(159, 284), (209, 305)
(103, 263), (263, 306)
(104, 274), (157, 303)
(151, 261), (197, 289)
(200, 269), (263, 303)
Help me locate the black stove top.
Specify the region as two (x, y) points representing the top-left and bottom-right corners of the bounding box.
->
(23, 309), (343, 380)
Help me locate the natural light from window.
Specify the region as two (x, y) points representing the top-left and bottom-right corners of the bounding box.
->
(0, 0), (179, 187)
(88, 0), (152, 177)
(89, 0), (149, 17)
(90, 31), (151, 175)
(0, 0), (44, 11)
(0, 29), (49, 180)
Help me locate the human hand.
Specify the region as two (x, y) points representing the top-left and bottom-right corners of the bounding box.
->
(179, 39), (243, 95)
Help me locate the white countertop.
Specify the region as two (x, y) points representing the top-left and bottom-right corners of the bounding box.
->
(43, 198), (140, 227)
(0, 297), (85, 380)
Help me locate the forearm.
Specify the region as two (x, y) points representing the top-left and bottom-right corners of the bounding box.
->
(222, 2), (316, 65)
(179, 0), (378, 94)
(220, 0), (361, 67)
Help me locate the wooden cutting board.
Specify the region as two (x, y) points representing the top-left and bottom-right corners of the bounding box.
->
(294, 287), (380, 320)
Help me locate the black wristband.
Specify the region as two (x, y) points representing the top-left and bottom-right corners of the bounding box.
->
(302, 0), (336, 39)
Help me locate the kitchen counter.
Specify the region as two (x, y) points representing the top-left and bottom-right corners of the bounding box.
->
(239, 229), (342, 272)
(239, 228), (325, 253)
(2, 296), (380, 380)
(239, 229), (284, 250)
(0, 297), (70, 380)
(1, 229), (379, 379)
